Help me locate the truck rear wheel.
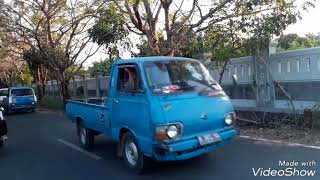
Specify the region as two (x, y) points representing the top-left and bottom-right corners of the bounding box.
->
(0, 139), (3, 147)
(77, 122), (94, 149)
(4, 107), (10, 115)
(121, 132), (149, 174)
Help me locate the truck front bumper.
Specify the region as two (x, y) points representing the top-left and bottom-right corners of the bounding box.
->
(153, 127), (238, 161)
(9, 103), (36, 111)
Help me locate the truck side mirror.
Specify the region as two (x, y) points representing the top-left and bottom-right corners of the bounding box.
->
(232, 74), (238, 86)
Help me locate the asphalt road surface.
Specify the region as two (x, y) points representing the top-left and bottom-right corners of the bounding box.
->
(0, 111), (319, 180)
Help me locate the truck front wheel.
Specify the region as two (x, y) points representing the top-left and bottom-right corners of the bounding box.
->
(121, 132), (149, 174)
(77, 122), (94, 149)
(4, 107), (11, 115)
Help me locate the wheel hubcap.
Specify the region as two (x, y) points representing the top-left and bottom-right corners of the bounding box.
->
(80, 128), (86, 144)
(125, 141), (139, 166)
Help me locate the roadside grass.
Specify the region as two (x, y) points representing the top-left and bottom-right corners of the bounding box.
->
(311, 112), (320, 129)
(38, 96), (64, 111)
(236, 110), (320, 147)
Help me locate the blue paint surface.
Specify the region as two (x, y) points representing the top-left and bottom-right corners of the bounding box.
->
(66, 56), (238, 161)
(4, 87), (37, 112)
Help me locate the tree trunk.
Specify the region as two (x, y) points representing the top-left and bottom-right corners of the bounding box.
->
(60, 80), (70, 104)
(36, 83), (45, 100)
(41, 84), (46, 98)
(145, 33), (161, 55)
(218, 60), (229, 84)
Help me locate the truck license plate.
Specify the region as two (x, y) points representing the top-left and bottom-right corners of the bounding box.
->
(198, 133), (221, 146)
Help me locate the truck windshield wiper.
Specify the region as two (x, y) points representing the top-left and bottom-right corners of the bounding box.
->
(197, 82), (220, 95)
(159, 84), (195, 94)
(177, 85), (196, 91)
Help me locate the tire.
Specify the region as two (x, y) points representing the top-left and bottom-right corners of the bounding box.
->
(77, 122), (94, 149)
(121, 132), (150, 174)
(0, 139), (3, 148)
(4, 107), (10, 115)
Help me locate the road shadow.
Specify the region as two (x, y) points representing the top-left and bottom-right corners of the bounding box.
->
(90, 136), (221, 175)
(4, 111), (35, 116)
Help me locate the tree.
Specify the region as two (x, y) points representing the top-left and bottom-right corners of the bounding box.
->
(88, 3), (131, 59)
(277, 33), (320, 51)
(23, 49), (48, 100)
(109, 0), (313, 56)
(0, 31), (32, 86)
(0, 55), (32, 88)
(1, 0), (108, 102)
(88, 59), (114, 77)
(0, 53), (32, 86)
(277, 33), (300, 50)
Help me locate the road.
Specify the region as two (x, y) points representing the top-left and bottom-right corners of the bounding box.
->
(0, 111), (319, 180)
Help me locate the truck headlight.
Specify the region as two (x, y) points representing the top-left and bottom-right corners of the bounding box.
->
(155, 123), (183, 141)
(167, 125), (178, 138)
(225, 114), (233, 126)
(225, 112), (236, 126)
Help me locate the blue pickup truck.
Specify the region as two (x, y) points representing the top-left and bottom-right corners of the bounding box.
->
(66, 56), (238, 173)
(1, 87), (37, 114)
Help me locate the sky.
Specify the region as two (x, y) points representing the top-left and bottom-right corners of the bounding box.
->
(84, 0), (320, 67)
(284, 0), (320, 35)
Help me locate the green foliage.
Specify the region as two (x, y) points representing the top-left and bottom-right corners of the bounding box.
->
(278, 34), (299, 50)
(17, 66), (33, 86)
(66, 65), (88, 77)
(88, 59), (114, 77)
(23, 49), (48, 70)
(89, 3), (130, 59)
(135, 35), (169, 57)
(135, 29), (252, 62)
(277, 33), (320, 51)
(135, 26), (200, 57)
(5, 65), (33, 86)
(113, 0), (313, 56)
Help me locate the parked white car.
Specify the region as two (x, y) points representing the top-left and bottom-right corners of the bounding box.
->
(0, 107), (8, 147)
(0, 88), (8, 103)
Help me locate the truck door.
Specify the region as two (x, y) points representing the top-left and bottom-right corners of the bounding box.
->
(111, 64), (150, 143)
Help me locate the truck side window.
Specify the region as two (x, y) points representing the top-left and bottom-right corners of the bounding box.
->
(117, 66), (143, 93)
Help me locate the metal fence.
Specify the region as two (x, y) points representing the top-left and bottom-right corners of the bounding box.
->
(41, 47), (320, 113)
(43, 75), (110, 100)
(208, 47), (320, 113)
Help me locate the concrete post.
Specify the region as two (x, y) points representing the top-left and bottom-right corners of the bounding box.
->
(52, 81), (56, 97)
(254, 41), (275, 108)
(95, 72), (102, 99)
(83, 76), (88, 101)
(72, 76), (77, 98)
(269, 39), (278, 56)
(48, 82), (51, 97)
(55, 81), (58, 97)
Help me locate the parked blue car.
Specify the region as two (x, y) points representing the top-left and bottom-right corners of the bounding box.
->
(2, 87), (37, 114)
(66, 56), (238, 173)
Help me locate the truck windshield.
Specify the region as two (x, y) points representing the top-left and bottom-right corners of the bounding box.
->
(144, 60), (221, 95)
(11, 89), (34, 96)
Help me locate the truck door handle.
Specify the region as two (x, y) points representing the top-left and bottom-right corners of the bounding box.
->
(113, 99), (119, 103)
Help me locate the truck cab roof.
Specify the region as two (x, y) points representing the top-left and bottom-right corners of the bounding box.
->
(115, 56), (195, 65)
(9, 86), (33, 90)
